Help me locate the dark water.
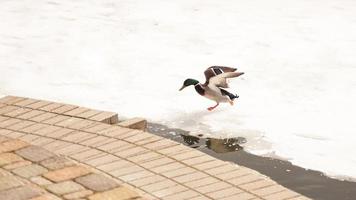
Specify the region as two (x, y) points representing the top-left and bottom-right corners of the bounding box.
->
(147, 123), (356, 200)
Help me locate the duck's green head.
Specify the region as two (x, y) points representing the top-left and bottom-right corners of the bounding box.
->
(179, 78), (199, 91)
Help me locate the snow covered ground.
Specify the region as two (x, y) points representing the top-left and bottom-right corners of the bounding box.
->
(1, 0), (356, 180)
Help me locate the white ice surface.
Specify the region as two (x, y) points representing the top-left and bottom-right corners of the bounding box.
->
(1, 0), (356, 180)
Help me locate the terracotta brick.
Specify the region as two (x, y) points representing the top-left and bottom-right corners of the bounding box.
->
(19, 134), (40, 143)
(20, 123), (48, 133)
(26, 100), (51, 109)
(31, 137), (55, 146)
(45, 128), (74, 139)
(150, 161), (185, 173)
(184, 176), (220, 188)
(252, 185), (286, 196)
(42, 115), (70, 125)
(0, 116), (9, 122)
(31, 113), (57, 122)
(42, 140), (71, 152)
(101, 127), (132, 138)
(206, 187), (243, 199)
(106, 142), (136, 154)
(5, 107), (32, 117)
(33, 125), (61, 136)
(143, 139), (178, 150)
(85, 154), (120, 167)
(76, 109), (102, 119)
(0, 139), (29, 153)
(264, 190), (300, 200)
(194, 159), (226, 171)
(3, 160), (32, 170)
(61, 131), (95, 143)
(0, 175), (24, 191)
(70, 148), (105, 161)
(173, 171), (208, 183)
(30, 176), (53, 186)
(181, 155), (215, 166)
(40, 156), (75, 170)
(14, 98), (38, 107)
(205, 163), (240, 175)
(114, 146), (148, 158)
(82, 123), (111, 133)
(97, 159), (132, 172)
(16, 146), (55, 162)
(54, 144), (88, 155)
(228, 174), (264, 186)
(0, 153), (23, 166)
(0, 96), (24, 104)
(96, 139), (131, 152)
(109, 165), (144, 177)
(67, 119), (95, 130)
(217, 168), (253, 180)
(157, 144), (190, 155)
(29, 194), (61, 200)
(51, 104), (77, 114)
(220, 192), (256, 200)
(124, 132), (155, 143)
(7, 121), (36, 131)
(130, 175), (166, 187)
(127, 151), (161, 163)
(6, 131), (25, 139)
(75, 173), (120, 192)
(80, 135), (110, 146)
(89, 112), (118, 124)
(239, 179), (276, 191)
(171, 150), (205, 161)
(17, 110), (45, 120)
(164, 190), (200, 200)
(162, 167), (196, 178)
(136, 135), (162, 145)
(39, 103), (64, 112)
(46, 181), (84, 195)
(91, 137), (117, 148)
(195, 181), (232, 193)
(55, 117), (83, 127)
(190, 195), (211, 200)
(12, 164), (48, 178)
(140, 157), (175, 169)
(0, 105), (18, 115)
(0, 118), (22, 128)
(118, 117), (147, 130)
(0, 185), (41, 200)
(152, 184), (188, 198)
(141, 179), (176, 193)
(88, 187), (139, 200)
(43, 165), (91, 182)
(64, 107), (90, 116)
(63, 189), (93, 199)
(119, 170), (154, 182)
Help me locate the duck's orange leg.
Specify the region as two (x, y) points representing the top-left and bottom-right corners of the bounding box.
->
(207, 102), (219, 111)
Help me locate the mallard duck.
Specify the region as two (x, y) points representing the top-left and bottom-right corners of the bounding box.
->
(179, 66), (244, 111)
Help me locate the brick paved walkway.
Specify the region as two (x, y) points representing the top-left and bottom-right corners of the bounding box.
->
(0, 96), (311, 200)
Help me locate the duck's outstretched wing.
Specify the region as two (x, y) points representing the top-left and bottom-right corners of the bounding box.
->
(203, 66), (244, 88)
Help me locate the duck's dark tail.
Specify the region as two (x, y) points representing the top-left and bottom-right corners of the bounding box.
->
(220, 88), (239, 100)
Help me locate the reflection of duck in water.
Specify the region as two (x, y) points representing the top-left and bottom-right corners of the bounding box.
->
(206, 138), (244, 153)
(179, 66), (244, 111)
(181, 134), (244, 153)
(181, 134), (200, 146)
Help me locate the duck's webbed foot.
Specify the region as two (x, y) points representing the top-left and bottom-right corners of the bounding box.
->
(207, 103), (219, 111)
(220, 88), (239, 101)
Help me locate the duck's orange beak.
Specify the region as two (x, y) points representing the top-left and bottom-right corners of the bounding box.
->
(236, 72), (244, 77)
(179, 85), (186, 91)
